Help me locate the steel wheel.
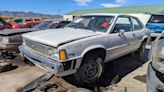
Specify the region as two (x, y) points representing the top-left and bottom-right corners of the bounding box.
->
(78, 57), (104, 83)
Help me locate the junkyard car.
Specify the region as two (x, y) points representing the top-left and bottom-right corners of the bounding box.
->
(0, 20), (70, 59)
(19, 14), (150, 87)
(147, 32), (164, 92)
(34, 20), (71, 30)
(22, 21), (41, 28)
(0, 28), (38, 59)
(0, 17), (12, 30)
(146, 14), (164, 41)
(130, 14), (164, 41)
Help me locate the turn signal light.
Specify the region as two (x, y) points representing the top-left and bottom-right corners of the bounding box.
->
(59, 50), (67, 60)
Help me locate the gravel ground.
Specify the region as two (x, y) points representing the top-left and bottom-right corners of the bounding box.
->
(0, 46), (151, 92)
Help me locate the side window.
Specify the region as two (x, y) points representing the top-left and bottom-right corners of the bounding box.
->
(0, 21), (4, 27)
(112, 17), (132, 33)
(132, 18), (143, 30)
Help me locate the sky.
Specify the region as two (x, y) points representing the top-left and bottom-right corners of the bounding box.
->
(1, 0), (164, 15)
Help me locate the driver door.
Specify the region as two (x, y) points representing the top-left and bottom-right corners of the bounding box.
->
(105, 16), (134, 61)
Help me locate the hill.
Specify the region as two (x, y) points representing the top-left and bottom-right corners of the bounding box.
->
(0, 11), (62, 18)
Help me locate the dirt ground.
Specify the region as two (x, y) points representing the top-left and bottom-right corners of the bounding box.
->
(0, 46), (151, 92)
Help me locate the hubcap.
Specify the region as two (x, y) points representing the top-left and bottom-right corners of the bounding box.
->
(81, 58), (103, 83)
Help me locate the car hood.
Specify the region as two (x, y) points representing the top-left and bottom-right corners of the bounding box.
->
(0, 28), (38, 36)
(23, 28), (100, 47)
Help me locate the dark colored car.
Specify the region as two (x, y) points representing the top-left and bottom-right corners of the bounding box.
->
(0, 17), (12, 30)
(147, 32), (164, 92)
(34, 20), (71, 30)
(0, 20), (71, 59)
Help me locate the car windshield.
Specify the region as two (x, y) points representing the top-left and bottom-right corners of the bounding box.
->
(34, 21), (52, 29)
(66, 16), (114, 32)
(14, 19), (23, 23)
(148, 15), (164, 23)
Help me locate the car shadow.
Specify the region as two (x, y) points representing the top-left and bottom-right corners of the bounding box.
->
(97, 48), (149, 87)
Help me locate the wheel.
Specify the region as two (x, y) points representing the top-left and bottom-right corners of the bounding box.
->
(23, 57), (35, 66)
(0, 62), (12, 72)
(67, 88), (92, 92)
(136, 41), (147, 61)
(63, 52), (104, 87)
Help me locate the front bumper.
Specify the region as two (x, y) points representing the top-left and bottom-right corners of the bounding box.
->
(147, 63), (164, 92)
(19, 45), (64, 75)
(151, 33), (161, 38)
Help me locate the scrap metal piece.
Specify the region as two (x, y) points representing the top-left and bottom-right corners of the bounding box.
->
(18, 72), (54, 92)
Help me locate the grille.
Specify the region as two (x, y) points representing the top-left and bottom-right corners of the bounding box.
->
(25, 39), (51, 56)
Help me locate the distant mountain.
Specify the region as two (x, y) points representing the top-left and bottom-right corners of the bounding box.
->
(0, 11), (62, 18)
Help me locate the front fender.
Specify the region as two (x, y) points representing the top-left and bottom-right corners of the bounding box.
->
(142, 35), (150, 44)
(81, 45), (106, 57)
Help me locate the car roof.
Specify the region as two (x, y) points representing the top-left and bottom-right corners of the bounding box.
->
(83, 13), (133, 17)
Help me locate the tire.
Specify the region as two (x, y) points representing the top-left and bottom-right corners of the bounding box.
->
(136, 41), (147, 61)
(0, 62), (12, 72)
(63, 52), (104, 88)
(67, 88), (92, 92)
(23, 58), (35, 66)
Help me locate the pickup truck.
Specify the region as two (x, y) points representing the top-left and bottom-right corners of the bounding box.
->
(19, 14), (151, 87)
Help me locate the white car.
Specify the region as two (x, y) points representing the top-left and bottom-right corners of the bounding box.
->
(147, 32), (164, 92)
(19, 13), (150, 87)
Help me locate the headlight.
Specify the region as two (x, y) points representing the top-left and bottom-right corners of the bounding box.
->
(156, 46), (164, 70)
(49, 49), (67, 61)
(22, 38), (26, 45)
(152, 38), (164, 73)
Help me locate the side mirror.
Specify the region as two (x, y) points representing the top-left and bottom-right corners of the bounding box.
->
(119, 29), (125, 35)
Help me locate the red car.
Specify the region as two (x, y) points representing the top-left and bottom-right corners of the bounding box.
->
(0, 17), (12, 30)
(22, 21), (41, 28)
(8, 21), (22, 29)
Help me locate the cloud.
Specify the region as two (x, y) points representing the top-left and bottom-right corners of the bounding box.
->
(74, 0), (93, 6)
(101, 0), (128, 8)
(101, 3), (122, 8)
(115, 0), (127, 4)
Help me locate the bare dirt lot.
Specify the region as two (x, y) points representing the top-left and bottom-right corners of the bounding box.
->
(0, 46), (150, 92)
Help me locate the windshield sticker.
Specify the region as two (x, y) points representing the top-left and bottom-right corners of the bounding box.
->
(74, 18), (83, 23)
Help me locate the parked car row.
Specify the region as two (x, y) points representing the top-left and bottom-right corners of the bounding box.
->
(0, 13), (164, 92)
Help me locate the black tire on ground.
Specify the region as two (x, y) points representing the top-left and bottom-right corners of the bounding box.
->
(136, 41), (147, 61)
(63, 51), (105, 88)
(23, 58), (35, 66)
(0, 62), (13, 73)
(67, 88), (92, 92)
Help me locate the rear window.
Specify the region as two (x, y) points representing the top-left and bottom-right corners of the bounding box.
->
(14, 19), (23, 23)
(148, 15), (164, 23)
